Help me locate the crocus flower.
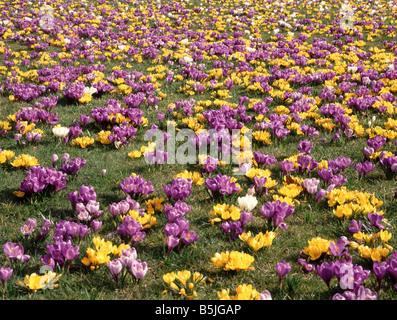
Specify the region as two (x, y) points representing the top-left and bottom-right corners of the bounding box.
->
(373, 261), (389, 290)
(0, 266), (13, 293)
(354, 161), (375, 177)
(130, 259), (148, 282)
(20, 218), (37, 237)
(303, 178), (319, 195)
(108, 258), (123, 283)
(163, 178), (192, 201)
(3, 242), (30, 266)
(275, 260), (291, 287)
(368, 212), (385, 229)
(347, 219), (362, 234)
(316, 261), (335, 288)
(166, 235), (180, 256)
(237, 194), (258, 212)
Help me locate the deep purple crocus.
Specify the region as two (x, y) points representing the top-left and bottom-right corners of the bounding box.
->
(316, 261), (335, 288)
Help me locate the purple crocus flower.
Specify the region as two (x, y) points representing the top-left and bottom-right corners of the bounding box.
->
(297, 258), (315, 272)
(163, 178), (192, 201)
(347, 219), (362, 234)
(275, 260), (291, 287)
(279, 160), (296, 176)
(181, 229), (199, 245)
(3, 242), (30, 266)
(356, 285), (378, 300)
(20, 218), (37, 236)
(91, 220), (102, 234)
(328, 237), (349, 258)
(221, 220), (244, 241)
(166, 235), (180, 256)
(354, 161), (375, 177)
(373, 260), (389, 290)
(130, 259), (148, 282)
(108, 258), (123, 283)
(367, 212), (385, 229)
(60, 157), (86, 175)
(205, 174), (241, 196)
(0, 267), (13, 293)
(35, 219), (52, 242)
(297, 139), (313, 154)
(120, 174), (154, 198)
(316, 261), (335, 288)
(117, 216), (145, 244)
(120, 248), (138, 269)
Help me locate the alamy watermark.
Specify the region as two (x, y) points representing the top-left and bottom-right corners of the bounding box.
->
(143, 126), (253, 175)
(39, 4), (54, 31)
(339, 2), (355, 31)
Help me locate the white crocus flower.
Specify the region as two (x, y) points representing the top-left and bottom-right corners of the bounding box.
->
(84, 86), (97, 96)
(237, 194), (258, 212)
(52, 127), (69, 139)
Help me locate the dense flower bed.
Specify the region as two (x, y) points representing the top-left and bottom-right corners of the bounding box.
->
(0, 0), (397, 300)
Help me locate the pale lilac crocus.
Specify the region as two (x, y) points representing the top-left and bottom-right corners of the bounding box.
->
(0, 266), (13, 294)
(130, 259), (148, 282)
(303, 178), (319, 195)
(108, 258), (123, 283)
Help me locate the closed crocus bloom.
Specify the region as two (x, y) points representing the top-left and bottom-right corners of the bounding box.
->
(108, 203), (120, 219)
(373, 260), (389, 285)
(51, 154), (58, 166)
(316, 262), (335, 288)
(166, 235), (180, 256)
(108, 258), (123, 282)
(303, 178), (319, 195)
(237, 194), (258, 211)
(275, 260), (291, 287)
(0, 266), (13, 290)
(91, 220), (102, 234)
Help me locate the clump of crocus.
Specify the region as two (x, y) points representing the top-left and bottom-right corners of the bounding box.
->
(20, 218), (37, 238)
(239, 231), (277, 251)
(163, 270), (208, 300)
(163, 177), (192, 201)
(15, 166), (67, 198)
(120, 173), (154, 199)
(18, 270), (62, 292)
(11, 154), (40, 168)
(108, 247), (148, 286)
(108, 195), (141, 220)
(81, 236), (130, 271)
(117, 216), (146, 245)
(210, 251), (255, 272)
(205, 174), (242, 197)
(353, 161), (375, 178)
(164, 216), (199, 256)
(60, 157), (86, 176)
(68, 185), (103, 222)
(301, 237), (331, 261)
(260, 200), (294, 230)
